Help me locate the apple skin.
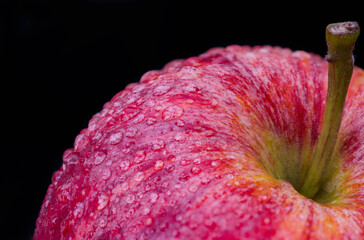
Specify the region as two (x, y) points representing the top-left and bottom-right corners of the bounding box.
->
(34, 45), (364, 239)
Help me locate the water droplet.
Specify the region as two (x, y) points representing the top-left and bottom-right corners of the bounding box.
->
(92, 151), (107, 165)
(152, 139), (165, 151)
(146, 100), (155, 107)
(102, 168), (112, 180)
(179, 172), (190, 182)
(63, 150), (79, 165)
(175, 119), (185, 127)
(120, 160), (130, 171)
(204, 129), (215, 137)
(98, 216), (108, 228)
(188, 183), (199, 193)
(52, 171), (63, 187)
(133, 84), (146, 93)
(133, 113), (145, 123)
(145, 217), (153, 226)
(134, 150), (146, 163)
(180, 159), (191, 166)
(226, 174), (234, 180)
(211, 160), (220, 168)
(90, 131), (103, 144)
(150, 192), (158, 203)
(56, 184), (71, 203)
(121, 141), (135, 154)
(134, 172), (145, 182)
(88, 114), (100, 132)
(143, 207), (151, 215)
(109, 130), (123, 145)
(162, 105), (184, 121)
(121, 107), (140, 122)
(112, 182), (129, 195)
(191, 166), (202, 174)
(153, 160), (164, 171)
(126, 127), (138, 138)
(97, 194), (110, 210)
(74, 131), (88, 151)
(125, 194), (135, 204)
(121, 182), (129, 191)
(165, 164), (175, 172)
(153, 85), (171, 96)
(73, 202), (84, 218)
(125, 208), (136, 219)
(263, 217), (271, 225)
(50, 217), (59, 228)
(193, 158), (201, 165)
(173, 132), (186, 142)
(146, 117), (157, 125)
(155, 105), (162, 111)
(201, 176), (211, 185)
(183, 84), (198, 93)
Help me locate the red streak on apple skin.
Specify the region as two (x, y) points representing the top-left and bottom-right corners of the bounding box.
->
(34, 46), (364, 240)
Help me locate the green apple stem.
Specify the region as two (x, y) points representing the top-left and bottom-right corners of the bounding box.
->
(300, 22), (360, 199)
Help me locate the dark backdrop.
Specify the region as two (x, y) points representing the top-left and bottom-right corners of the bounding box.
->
(2, 1), (363, 239)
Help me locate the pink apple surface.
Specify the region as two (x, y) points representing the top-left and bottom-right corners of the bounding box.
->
(34, 45), (364, 239)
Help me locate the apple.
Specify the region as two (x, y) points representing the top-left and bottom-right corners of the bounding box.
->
(34, 22), (364, 239)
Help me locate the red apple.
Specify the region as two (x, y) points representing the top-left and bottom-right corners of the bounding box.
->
(34, 22), (364, 239)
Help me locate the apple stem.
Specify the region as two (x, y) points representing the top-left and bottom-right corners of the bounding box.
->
(300, 22), (360, 199)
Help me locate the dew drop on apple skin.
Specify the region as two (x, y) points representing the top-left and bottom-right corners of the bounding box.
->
(97, 194), (110, 211)
(73, 202), (84, 219)
(97, 216), (108, 229)
(63, 149), (79, 166)
(55, 183), (72, 203)
(175, 119), (185, 127)
(152, 139), (165, 151)
(146, 99), (155, 107)
(134, 172), (145, 182)
(188, 183), (199, 193)
(146, 117), (157, 125)
(162, 105), (184, 121)
(125, 208), (136, 219)
(125, 126), (138, 138)
(149, 192), (159, 203)
(191, 166), (202, 174)
(174, 132), (186, 142)
(165, 164), (175, 172)
(180, 159), (191, 166)
(179, 172), (191, 182)
(101, 168), (111, 180)
(142, 207), (151, 215)
(92, 150), (107, 165)
(153, 84), (171, 96)
(134, 150), (146, 163)
(119, 160), (130, 171)
(120, 182), (129, 192)
(182, 83), (199, 93)
(153, 160), (164, 171)
(125, 194), (135, 204)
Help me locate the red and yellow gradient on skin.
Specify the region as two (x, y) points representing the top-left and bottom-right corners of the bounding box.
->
(34, 46), (364, 240)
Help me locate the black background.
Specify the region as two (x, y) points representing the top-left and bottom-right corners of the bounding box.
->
(2, 1), (364, 239)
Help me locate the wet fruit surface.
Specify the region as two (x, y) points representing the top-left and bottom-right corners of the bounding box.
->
(34, 46), (364, 239)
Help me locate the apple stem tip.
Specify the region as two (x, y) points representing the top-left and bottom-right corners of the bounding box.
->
(300, 21), (360, 200)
